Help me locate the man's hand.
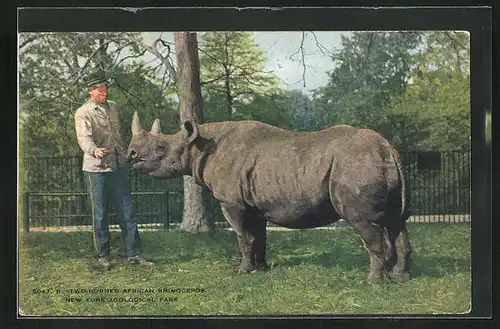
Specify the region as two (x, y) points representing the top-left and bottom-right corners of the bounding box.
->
(94, 148), (108, 158)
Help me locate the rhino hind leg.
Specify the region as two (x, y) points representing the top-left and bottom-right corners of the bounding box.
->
(221, 204), (268, 273)
(362, 230), (394, 284)
(344, 208), (395, 284)
(251, 219), (269, 270)
(387, 223), (411, 283)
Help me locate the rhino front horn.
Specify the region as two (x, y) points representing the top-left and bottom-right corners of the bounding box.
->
(150, 119), (162, 135)
(132, 111), (143, 136)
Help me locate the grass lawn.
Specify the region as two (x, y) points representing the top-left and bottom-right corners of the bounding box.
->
(18, 223), (471, 316)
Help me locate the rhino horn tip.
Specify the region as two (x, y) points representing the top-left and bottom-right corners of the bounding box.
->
(151, 118), (162, 135)
(132, 111), (143, 135)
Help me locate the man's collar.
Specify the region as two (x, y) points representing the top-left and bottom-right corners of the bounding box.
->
(88, 99), (109, 108)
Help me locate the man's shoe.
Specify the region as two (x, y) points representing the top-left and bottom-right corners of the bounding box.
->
(96, 256), (117, 270)
(127, 255), (154, 267)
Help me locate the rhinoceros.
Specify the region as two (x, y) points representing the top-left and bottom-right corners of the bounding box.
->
(127, 112), (411, 283)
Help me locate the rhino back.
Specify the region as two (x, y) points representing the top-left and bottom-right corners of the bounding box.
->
(201, 122), (360, 217)
(200, 120), (297, 201)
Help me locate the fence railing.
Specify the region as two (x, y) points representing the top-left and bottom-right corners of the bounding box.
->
(18, 150), (471, 231)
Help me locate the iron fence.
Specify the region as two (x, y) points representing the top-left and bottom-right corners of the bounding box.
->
(18, 150), (470, 231)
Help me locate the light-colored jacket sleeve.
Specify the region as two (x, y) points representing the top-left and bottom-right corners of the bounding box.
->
(74, 109), (98, 157)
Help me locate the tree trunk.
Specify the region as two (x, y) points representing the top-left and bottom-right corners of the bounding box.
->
(174, 31), (213, 234)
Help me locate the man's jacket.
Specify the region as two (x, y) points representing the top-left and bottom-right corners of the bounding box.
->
(74, 100), (128, 172)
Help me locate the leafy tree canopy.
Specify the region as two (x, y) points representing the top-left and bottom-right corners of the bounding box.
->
(19, 32), (179, 156)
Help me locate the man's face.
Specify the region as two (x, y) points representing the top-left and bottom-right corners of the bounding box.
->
(89, 84), (108, 103)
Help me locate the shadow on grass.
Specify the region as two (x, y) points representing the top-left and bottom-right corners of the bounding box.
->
(409, 254), (470, 278)
(268, 247), (470, 279)
(270, 245), (366, 272)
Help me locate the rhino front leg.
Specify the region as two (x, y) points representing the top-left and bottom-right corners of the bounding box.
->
(220, 203), (257, 273)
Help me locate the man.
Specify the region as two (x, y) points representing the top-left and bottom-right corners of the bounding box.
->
(74, 71), (153, 269)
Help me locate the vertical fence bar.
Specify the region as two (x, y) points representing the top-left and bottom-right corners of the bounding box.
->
(459, 151), (463, 219)
(430, 164), (434, 221)
(456, 151), (460, 218)
(467, 152), (472, 220)
(460, 151), (465, 218)
(425, 168), (429, 222)
(165, 192), (170, 231)
(164, 192), (170, 231)
(457, 151), (462, 222)
(464, 152), (468, 218)
(431, 158), (440, 219)
(458, 152), (461, 222)
(23, 192), (30, 234)
(438, 152), (442, 221)
(455, 151), (459, 222)
(445, 152), (449, 223)
(411, 153), (416, 221)
(452, 152), (456, 222)
(460, 151), (464, 219)
(446, 152), (451, 222)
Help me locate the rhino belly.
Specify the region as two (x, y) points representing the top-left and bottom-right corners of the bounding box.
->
(261, 200), (341, 229)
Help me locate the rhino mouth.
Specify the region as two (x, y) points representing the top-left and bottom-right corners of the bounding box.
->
(131, 160), (146, 171)
(131, 159), (153, 172)
(131, 158), (167, 177)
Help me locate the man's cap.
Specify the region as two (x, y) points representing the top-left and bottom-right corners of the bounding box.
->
(83, 70), (111, 89)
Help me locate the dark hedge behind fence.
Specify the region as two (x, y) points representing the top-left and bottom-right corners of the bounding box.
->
(19, 150), (470, 230)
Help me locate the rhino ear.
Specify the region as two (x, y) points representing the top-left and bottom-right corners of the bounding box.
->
(150, 118), (162, 135)
(183, 120), (199, 144)
(132, 111), (143, 136)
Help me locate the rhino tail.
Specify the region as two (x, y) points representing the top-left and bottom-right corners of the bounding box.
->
(391, 148), (409, 223)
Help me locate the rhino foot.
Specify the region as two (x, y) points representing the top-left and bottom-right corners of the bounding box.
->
(238, 262), (257, 274)
(255, 261), (269, 271)
(388, 271), (410, 283)
(367, 272), (385, 285)
(237, 261), (270, 274)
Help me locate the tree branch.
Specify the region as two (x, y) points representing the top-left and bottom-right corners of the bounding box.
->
(114, 48), (147, 68)
(113, 78), (143, 102)
(445, 32), (469, 52)
(200, 74), (226, 86)
(19, 34), (42, 50)
(310, 32), (333, 57)
(110, 36), (178, 85)
(70, 39), (114, 86)
(289, 32), (307, 88)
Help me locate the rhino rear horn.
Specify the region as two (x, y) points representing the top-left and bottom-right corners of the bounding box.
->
(132, 111), (143, 136)
(150, 119), (162, 135)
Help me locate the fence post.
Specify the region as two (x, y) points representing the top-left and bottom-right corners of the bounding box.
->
(23, 192), (30, 234)
(164, 192), (170, 231)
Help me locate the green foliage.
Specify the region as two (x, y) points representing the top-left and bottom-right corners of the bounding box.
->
(231, 91), (295, 129)
(312, 31), (470, 153)
(387, 69), (470, 151)
(199, 32), (284, 124)
(283, 89), (317, 131)
(19, 223), (471, 315)
(386, 31), (470, 151)
(18, 32), (182, 206)
(313, 32), (422, 132)
(18, 32), (179, 158)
